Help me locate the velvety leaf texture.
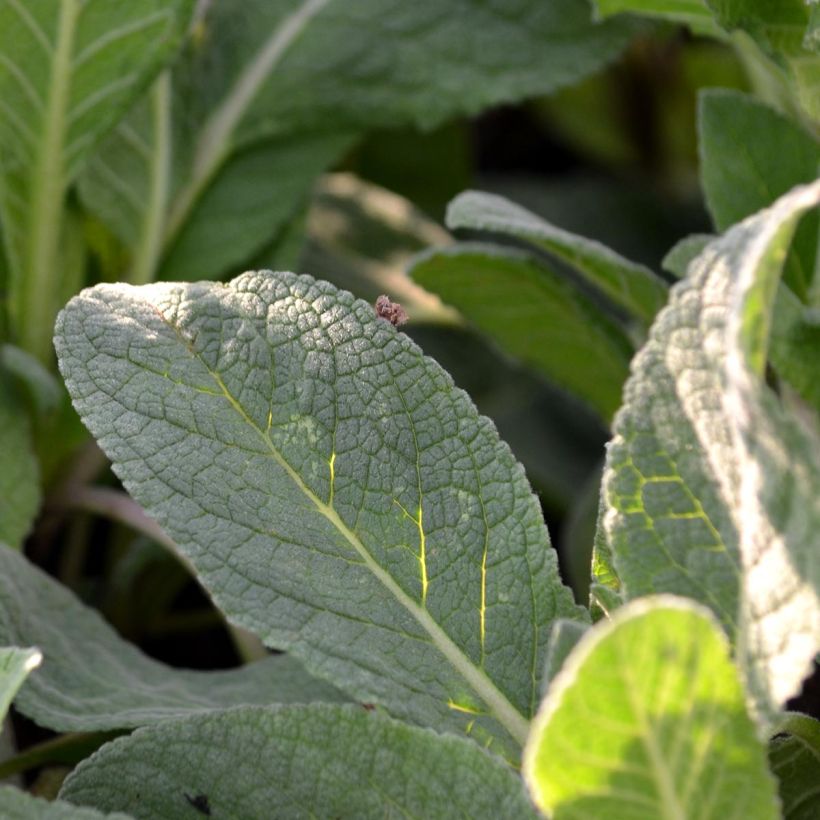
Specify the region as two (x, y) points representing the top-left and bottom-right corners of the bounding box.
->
(0, 788), (131, 820)
(409, 243), (633, 421)
(445, 191), (668, 327)
(0, 547), (343, 733)
(599, 181), (820, 719)
(523, 597), (780, 820)
(55, 271), (585, 755)
(61, 704), (537, 819)
(0, 644), (41, 722)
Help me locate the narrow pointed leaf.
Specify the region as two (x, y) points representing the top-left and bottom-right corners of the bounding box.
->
(0, 788), (131, 820)
(445, 191), (668, 327)
(61, 704), (537, 819)
(409, 243), (633, 420)
(0, 645), (41, 722)
(523, 597), (780, 820)
(55, 271), (586, 756)
(0, 0), (194, 359)
(0, 547), (343, 733)
(599, 181), (820, 719)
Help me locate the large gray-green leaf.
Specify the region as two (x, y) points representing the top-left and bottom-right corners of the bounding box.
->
(594, 0), (722, 37)
(523, 596), (780, 819)
(0, 0), (194, 360)
(61, 704), (537, 819)
(698, 89), (819, 299)
(0, 646), (41, 723)
(768, 713), (820, 820)
(80, 0), (638, 285)
(445, 191), (668, 328)
(0, 547), (343, 732)
(409, 243), (633, 421)
(0, 788), (131, 820)
(0, 379), (40, 548)
(598, 181), (820, 720)
(55, 271), (586, 755)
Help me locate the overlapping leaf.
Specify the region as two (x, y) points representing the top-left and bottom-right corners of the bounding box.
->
(0, 645), (41, 723)
(60, 704), (536, 819)
(598, 181), (820, 719)
(55, 271), (586, 757)
(80, 0), (639, 285)
(0, 546), (343, 732)
(523, 597), (779, 819)
(410, 243), (633, 420)
(444, 191), (668, 328)
(0, 0), (194, 359)
(0, 788), (131, 820)
(768, 714), (820, 820)
(594, 0), (722, 37)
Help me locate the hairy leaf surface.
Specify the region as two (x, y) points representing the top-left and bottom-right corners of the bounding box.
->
(599, 181), (820, 719)
(410, 243), (633, 420)
(523, 597), (779, 819)
(768, 714), (820, 820)
(56, 271), (585, 755)
(0, 0), (194, 359)
(594, 0), (722, 37)
(0, 788), (131, 820)
(61, 704), (537, 819)
(445, 191), (668, 328)
(0, 547), (343, 732)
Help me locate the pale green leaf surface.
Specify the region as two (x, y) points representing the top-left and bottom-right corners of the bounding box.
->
(445, 191), (668, 327)
(540, 619), (588, 697)
(661, 234), (714, 279)
(698, 89), (819, 298)
(0, 547), (344, 733)
(0, 788), (131, 820)
(61, 704), (537, 819)
(409, 243), (633, 420)
(0, 380), (40, 548)
(55, 271), (586, 755)
(768, 714), (820, 820)
(0, 645), (41, 723)
(0, 0), (194, 359)
(594, 0), (722, 37)
(599, 181), (820, 719)
(523, 596), (780, 820)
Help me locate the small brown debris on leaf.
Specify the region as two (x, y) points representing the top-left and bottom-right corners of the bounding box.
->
(375, 294), (408, 327)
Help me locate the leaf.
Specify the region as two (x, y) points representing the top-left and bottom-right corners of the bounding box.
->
(410, 243), (633, 421)
(445, 191), (668, 328)
(698, 89), (820, 298)
(0, 369), (40, 548)
(768, 713), (820, 820)
(0, 546), (344, 732)
(60, 704), (537, 819)
(0, 0), (195, 360)
(0, 788), (131, 820)
(0, 646), (41, 723)
(705, 1), (820, 120)
(594, 0), (723, 37)
(661, 234), (714, 280)
(523, 596), (780, 820)
(598, 181), (820, 720)
(55, 271), (586, 756)
(80, 0), (639, 285)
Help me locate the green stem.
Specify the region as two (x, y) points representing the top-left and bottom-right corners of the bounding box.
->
(16, 0), (79, 363)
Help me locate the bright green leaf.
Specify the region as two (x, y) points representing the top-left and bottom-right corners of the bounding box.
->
(523, 596), (780, 819)
(55, 271), (586, 756)
(0, 645), (41, 723)
(0, 377), (40, 548)
(0, 546), (344, 732)
(599, 181), (820, 720)
(410, 243), (633, 421)
(594, 0), (723, 37)
(445, 191), (668, 328)
(61, 704), (537, 819)
(698, 89), (820, 298)
(768, 713), (820, 820)
(0, 0), (195, 361)
(0, 787), (131, 820)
